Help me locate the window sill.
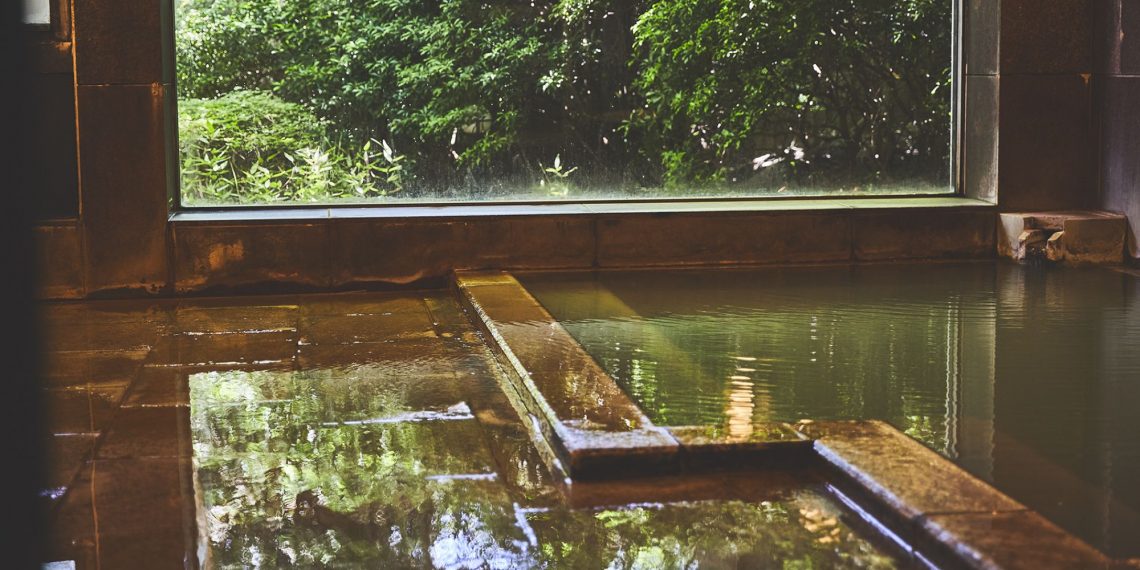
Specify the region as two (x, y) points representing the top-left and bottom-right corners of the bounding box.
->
(169, 196), (994, 223)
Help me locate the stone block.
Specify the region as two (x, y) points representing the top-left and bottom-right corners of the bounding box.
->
(329, 216), (595, 286)
(50, 458), (197, 569)
(77, 85), (170, 295)
(998, 75), (1094, 212)
(797, 420), (1026, 520)
(596, 212), (852, 267)
(852, 208), (995, 261)
(35, 223), (84, 299)
(73, 0), (165, 84)
(921, 511), (1112, 570)
(173, 222), (332, 293)
(999, 211), (1126, 263)
(1000, 0), (1092, 75)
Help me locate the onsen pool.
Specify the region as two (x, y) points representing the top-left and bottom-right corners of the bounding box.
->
(517, 262), (1140, 558)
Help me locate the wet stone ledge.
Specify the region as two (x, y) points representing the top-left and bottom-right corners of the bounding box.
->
(799, 420), (1118, 570)
(454, 271), (680, 479)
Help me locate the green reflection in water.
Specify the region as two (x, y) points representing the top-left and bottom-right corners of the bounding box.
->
(526, 496), (896, 569)
(520, 263), (1140, 558)
(191, 366), (902, 568)
(191, 368), (533, 567)
(521, 264), (995, 453)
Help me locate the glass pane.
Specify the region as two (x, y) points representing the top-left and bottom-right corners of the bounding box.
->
(23, 0), (50, 25)
(175, 0), (954, 206)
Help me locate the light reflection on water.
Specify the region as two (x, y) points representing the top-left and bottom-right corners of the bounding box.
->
(190, 362), (903, 568)
(520, 262), (1140, 558)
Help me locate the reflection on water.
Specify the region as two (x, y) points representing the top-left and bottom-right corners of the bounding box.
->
(520, 263), (1140, 558)
(522, 263), (996, 452)
(523, 495), (896, 569)
(190, 364), (902, 568)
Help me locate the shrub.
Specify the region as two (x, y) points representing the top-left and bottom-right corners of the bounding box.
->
(176, 0), (953, 199)
(179, 90), (405, 204)
(628, 0), (952, 187)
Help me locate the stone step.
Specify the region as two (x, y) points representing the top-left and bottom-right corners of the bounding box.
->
(998, 210), (1127, 264)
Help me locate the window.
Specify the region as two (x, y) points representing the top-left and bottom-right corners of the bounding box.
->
(174, 0), (955, 207)
(23, 0), (50, 25)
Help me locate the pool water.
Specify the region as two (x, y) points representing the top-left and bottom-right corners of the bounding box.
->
(519, 262), (1140, 558)
(190, 369), (904, 569)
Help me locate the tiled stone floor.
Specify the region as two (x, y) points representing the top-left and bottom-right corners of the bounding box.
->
(38, 291), (906, 569)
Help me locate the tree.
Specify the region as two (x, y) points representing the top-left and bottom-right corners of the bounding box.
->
(176, 0), (954, 201)
(627, 0), (952, 188)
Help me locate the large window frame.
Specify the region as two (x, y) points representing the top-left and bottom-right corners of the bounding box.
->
(164, 0), (967, 215)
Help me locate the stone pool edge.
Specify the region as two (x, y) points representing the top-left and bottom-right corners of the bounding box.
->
(454, 269), (1125, 570)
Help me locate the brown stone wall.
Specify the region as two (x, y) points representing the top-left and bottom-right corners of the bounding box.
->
(964, 0), (1097, 211)
(1095, 0), (1140, 262)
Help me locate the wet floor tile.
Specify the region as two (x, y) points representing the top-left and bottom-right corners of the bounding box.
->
(465, 384), (561, 504)
(423, 295), (478, 339)
(298, 311), (437, 345)
(97, 406), (192, 460)
(41, 385), (126, 435)
(171, 305), (300, 335)
(40, 320), (161, 352)
(201, 474), (531, 568)
(146, 331), (299, 369)
(41, 434), (97, 502)
(295, 336), (484, 369)
(303, 293), (435, 317)
(189, 362), (523, 566)
(39, 302), (173, 329)
(189, 366), (476, 422)
(121, 367), (190, 408)
(41, 349), (149, 389)
(49, 458), (197, 570)
(193, 411), (498, 477)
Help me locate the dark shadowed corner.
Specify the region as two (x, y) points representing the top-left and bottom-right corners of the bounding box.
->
(2, 0), (45, 568)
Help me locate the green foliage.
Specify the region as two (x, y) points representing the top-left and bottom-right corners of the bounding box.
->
(539, 154), (578, 197)
(175, 0), (278, 98)
(628, 0), (952, 186)
(176, 0), (953, 202)
(179, 91), (405, 204)
(178, 0), (561, 170)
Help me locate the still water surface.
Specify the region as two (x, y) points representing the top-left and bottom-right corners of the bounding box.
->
(520, 262), (1140, 558)
(189, 337), (903, 567)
